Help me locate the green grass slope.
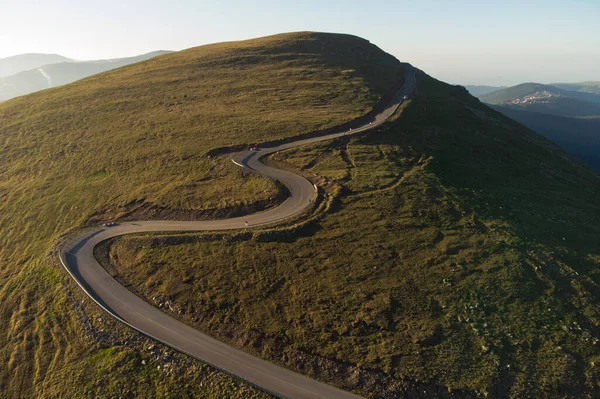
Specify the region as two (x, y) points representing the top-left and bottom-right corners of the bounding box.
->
(106, 76), (600, 397)
(0, 32), (402, 398)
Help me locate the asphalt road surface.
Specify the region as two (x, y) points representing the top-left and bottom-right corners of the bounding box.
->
(59, 65), (416, 398)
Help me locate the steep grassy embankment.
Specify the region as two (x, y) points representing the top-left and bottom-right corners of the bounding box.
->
(0, 32), (402, 397)
(107, 75), (600, 398)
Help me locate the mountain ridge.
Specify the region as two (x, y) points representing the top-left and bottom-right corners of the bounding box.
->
(480, 82), (600, 106)
(464, 84), (506, 96)
(0, 53), (73, 77)
(491, 104), (600, 171)
(551, 81), (600, 94)
(0, 50), (172, 101)
(474, 81), (600, 171)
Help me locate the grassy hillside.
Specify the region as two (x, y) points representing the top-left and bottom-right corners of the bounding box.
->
(491, 105), (600, 171)
(0, 51), (172, 101)
(0, 32), (403, 398)
(105, 76), (600, 397)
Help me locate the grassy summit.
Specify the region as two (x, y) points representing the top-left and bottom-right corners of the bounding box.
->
(0, 32), (402, 398)
(106, 76), (600, 397)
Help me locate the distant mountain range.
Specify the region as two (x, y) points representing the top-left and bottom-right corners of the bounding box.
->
(479, 83), (600, 117)
(467, 82), (600, 171)
(551, 81), (600, 94)
(463, 85), (505, 97)
(0, 53), (73, 77)
(491, 105), (600, 171)
(0, 51), (171, 101)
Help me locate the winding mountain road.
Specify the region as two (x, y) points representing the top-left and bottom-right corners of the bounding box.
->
(59, 65), (416, 398)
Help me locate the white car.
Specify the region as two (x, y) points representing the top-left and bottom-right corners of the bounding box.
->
(403, 95), (409, 100)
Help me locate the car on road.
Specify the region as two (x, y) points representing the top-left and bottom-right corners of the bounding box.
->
(250, 147), (258, 151)
(102, 222), (118, 227)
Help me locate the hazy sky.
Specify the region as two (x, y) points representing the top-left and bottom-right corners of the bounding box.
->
(1, 0), (598, 86)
